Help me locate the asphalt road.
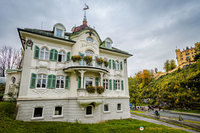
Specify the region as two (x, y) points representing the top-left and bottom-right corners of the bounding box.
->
(145, 111), (200, 122)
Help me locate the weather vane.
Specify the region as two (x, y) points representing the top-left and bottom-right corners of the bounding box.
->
(83, 3), (89, 20)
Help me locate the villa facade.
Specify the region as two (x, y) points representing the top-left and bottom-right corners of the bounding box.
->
(3, 19), (132, 123)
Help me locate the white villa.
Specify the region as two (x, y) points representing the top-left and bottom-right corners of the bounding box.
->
(3, 18), (132, 123)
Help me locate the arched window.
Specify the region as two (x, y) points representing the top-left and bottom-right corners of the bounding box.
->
(116, 60), (120, 70)
(58, 51), (65, 62)
(86, 37), (93, 42)
(85, 50), (94, 56)
(11, 77), (16, 84)
(40, 47), (49, 60)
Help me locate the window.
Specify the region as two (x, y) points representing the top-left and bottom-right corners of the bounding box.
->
(104, 104), (109, 112)
(58, 51), (65, 62)
(56, 29), (63, 37)
(116, 80), (120, 90)
(85, 77), (93, 88)
(116, 61), (120, 70)
(33, 107), (43, 118)
(117, 104), (122, 111)
(103, 79), (109, 89)
(86, 105), (93, 115)
(11, 77), (16, 84)
(106, 42), (111, 48)
(86, 37), (93, 42)
(37, 74), (47, 88)
(54, 106), (62, 116)
(56, 76), (64, 88)
(40, 47), (49, 60)
(85, 50), (94, 56)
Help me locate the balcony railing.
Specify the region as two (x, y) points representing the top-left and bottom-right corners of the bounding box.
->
(65, 60), (108, 70)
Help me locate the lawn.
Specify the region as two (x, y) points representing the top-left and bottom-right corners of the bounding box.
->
(0, 102), (187, 133)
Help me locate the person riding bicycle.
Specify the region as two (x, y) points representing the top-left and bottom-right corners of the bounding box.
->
(154, 110), (160, 117)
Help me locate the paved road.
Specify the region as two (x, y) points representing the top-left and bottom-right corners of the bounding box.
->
(131, 114), (199, 133)
(143, 111), (200, 122)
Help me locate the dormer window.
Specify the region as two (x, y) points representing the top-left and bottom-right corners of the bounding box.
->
(106, 42), (111, 48)
(86, 37), (93, 42)
(56, 29), (63, 37)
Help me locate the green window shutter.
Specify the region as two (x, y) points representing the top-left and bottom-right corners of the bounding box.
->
(109, 79), (112, 90)
(54, 50), (58, 61)
(52, 75), (56, 89)
(30, 73), (37, 88)
(120, 61), (123, 70)
(47, 75), (52, 88)
(109, 59), (111, 69)
(113, 80), (116, 90)
(34, 46), (40, 59)
(121, 80), (124, 90)
(112, 60), (116, 69)
(95, 78), (99, 86)
(50, 49), (54, 60)
(65, 76), (70, 89)
(67, 52), (71, 61)
(78, 76), (81, 89)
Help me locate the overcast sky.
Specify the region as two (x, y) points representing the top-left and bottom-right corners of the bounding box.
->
(1, 0), (200, 76)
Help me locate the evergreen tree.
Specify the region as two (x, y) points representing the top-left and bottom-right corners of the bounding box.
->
(170, 59), (177, 70)
(164, 60), (170, 72)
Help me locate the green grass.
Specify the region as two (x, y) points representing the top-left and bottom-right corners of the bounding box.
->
(0, 102), (187, 133)
(131, 112), (200, 132)
(130, 110), (146, 113)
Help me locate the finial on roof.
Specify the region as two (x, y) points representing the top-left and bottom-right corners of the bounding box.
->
(83, 3), (89, 26)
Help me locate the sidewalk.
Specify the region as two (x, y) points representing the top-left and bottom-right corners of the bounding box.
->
(131, 114), (199, 133)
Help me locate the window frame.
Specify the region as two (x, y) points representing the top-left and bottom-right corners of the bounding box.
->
(32, 107), (44, 119)
(56, 29), (63, 37)
(58, 50), (66, 63)
(53, 106), (63, 118)
(85, 105), (93, 116)
(103, 79), (109, 90)
(116, 60), (120, 70)
(86, 37), (94, 42)
(117, 103), (123, 112)
(56, 75), (65, 89)
(103, 104), (110, 113)
(84, 77), (94, 89)
(36, 74), (47, 89)
(116, 80), (121, 90)
(40, 47), (49, 60)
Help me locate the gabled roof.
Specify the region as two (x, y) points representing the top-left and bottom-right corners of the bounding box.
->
(100, 46), (132, 56)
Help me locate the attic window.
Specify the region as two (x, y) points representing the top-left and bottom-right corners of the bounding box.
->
(86, 37), (93, 42)
(106, 42), (111, 48)
(56, 29), (63, 37)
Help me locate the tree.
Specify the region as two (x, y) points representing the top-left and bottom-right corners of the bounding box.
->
(0, 46), (23, 77)
(164, 60), (170, 72)
(169, 59), (177, 70)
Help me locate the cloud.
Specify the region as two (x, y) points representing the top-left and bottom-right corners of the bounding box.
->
(0, 0), (200, 76)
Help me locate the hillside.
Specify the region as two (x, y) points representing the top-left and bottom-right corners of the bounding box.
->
(143, 60), (200, 110)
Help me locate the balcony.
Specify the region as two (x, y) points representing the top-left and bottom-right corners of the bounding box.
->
(63, 60), (109, 73)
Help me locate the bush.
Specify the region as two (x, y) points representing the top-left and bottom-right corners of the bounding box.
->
(96, 86), (105, 94)
(83, 56), (93, 65)
(86, 86), (95, 93)
(0, 102), (15, 118)
(71, 55), (82, 62)
(104, 60), (109, 67)
(96, 57), (104, 65)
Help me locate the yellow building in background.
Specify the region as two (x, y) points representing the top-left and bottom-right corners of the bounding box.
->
(176, 42), (200, 66)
